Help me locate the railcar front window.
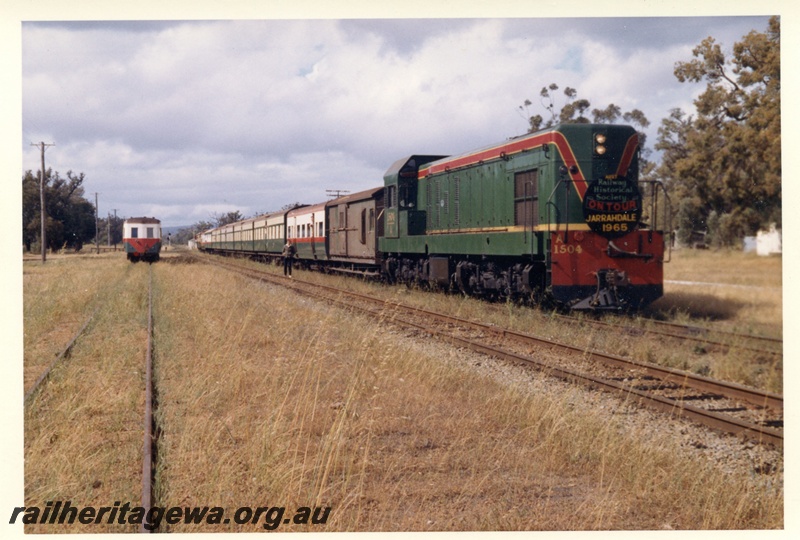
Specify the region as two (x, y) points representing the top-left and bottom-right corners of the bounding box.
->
(131, 227), (138, 238)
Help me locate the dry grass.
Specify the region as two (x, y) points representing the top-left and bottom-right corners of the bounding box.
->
(149, 257), (781, 531)
(650, 248), (782, 333)
(211, 251), (783, 394)
(21, 251), (783, 532)
(23, 253), (127, 392)
(24, 253), (149, 533)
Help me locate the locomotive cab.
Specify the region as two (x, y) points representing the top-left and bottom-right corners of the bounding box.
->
(382, 155), (447, 241)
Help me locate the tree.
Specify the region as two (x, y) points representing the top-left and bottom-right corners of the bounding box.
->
(22, 169), (96, 252)
(656, 17), (780, 247)
(518, 84), (654, 179)
(212, 210), (244, 227)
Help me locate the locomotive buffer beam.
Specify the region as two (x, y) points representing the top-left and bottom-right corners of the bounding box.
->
(570, 269), (629, 310)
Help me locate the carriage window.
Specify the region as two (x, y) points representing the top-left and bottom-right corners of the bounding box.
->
(360, 209), (367, 244)
(318, 222), (323, 237)
(369, 209), (375, 232)
(131, 227), (138, 238)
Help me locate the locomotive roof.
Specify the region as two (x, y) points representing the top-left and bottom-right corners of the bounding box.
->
(419, 123), (636, 179)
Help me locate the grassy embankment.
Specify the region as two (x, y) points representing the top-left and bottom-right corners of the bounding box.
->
(21, 249), (783, 531)
(152, 252), (782, 531)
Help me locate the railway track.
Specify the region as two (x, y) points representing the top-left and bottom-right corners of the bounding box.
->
(199, 254), (782, 448)
(24, 308), (98, 403)
(141, 265), (158, 533)
(23, 263), (162, 533)
(553, 313), (783, 357)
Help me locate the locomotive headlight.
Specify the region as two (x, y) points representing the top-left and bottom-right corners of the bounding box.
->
(594, 133), (607, 155)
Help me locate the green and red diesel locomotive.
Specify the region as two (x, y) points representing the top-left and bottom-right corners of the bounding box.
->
(198, 123), (670, 310)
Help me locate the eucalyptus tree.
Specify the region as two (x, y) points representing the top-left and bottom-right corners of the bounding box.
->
(656, 16), (780, 247)
(22, 169), (96, 252)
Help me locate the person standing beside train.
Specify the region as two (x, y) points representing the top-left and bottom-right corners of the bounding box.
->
(282, 239), (296, 277)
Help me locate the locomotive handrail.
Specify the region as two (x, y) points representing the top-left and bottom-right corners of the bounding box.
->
(639, 180), (673, 263)
(607, 240), (654, 259)
(544, 177), (572, 239)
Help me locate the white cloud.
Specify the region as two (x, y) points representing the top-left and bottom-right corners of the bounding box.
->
(20, 17), (776, 226)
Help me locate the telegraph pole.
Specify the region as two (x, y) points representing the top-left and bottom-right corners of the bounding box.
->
(94, 193), (100, 254)
(31, 142), (55, 263)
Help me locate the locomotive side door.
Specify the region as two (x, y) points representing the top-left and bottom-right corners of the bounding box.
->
(511, 167), (540, 254)
(384, 185), (398, 238)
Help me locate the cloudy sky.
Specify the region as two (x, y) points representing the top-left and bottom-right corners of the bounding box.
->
(6, 1), (795, 229)
(3, 3), (798, 533)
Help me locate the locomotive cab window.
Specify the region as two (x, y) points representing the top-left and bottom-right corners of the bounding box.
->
(387, 185), (397, 209)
